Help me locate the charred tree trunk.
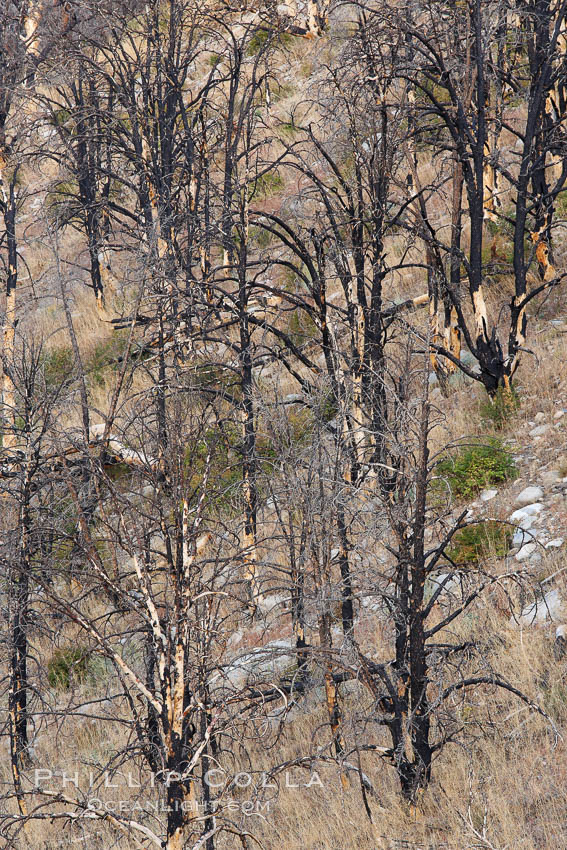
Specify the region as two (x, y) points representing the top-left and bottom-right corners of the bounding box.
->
(1, 160), (17, 450)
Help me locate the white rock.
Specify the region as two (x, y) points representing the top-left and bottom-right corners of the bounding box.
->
(256, 593), (289, 616)
(516, 486), (544, 505)
(541, 469), (561, 487)
(534, 412), (546, 424)
(480, 488), (498, 502)
(530, 425), (550, 438)
(515, 542), (538, 562)
(89, 423), (118, 442)
(519, 516), (534, 530)
(424, 573), (462, 604)
(361, 594), (383, 612)
(222, 639), (295, 689)
(508, 508), (535, 526)
(227, 629), (244, 647)
(546, 538), (564, 549)
(554, 410), (565, 420)
(522, 503), (545, 516)
(517, 589), (564, 626)
(512, 528), (533, 548)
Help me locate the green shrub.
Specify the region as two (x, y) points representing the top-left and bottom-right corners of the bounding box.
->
(248, 225), (274, 248)
(555, 190), (567, 219)
(246, 29), (270, 56)
(543, 681), (567, 722)
(48, 645), (89, 690)
(479, 385), (520, 430)
(45, 180), (80, 225)
(288, 309), (318, 347)
(280, 121), (298, 138)
(49, 107), (72, 127)
(270, 82), (294, 103)
(436, 438), (516, 500)
(184, 424), (242, 511)
(87, 331), (129, 387)
(42, 346), (74, 387)
(248, 170), (283, 201)
(445, 521), (511, 565)
(246, 29), (294, 56)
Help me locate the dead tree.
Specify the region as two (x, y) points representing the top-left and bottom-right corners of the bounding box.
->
(364, 0), (567, 395)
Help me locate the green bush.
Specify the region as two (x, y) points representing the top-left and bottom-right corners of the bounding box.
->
(445, 521), (511, 565)
(49, 107), (72, 127)
(248, 225), (274, 248)
(42, 346), (74, 387)
(288, 309), (318, 347)
(555, 190), (567, 219)
(479, 385), (520, 430)
(87, 331), (129, 387)
(280, 121), (298, 138)
(246, 29), (269, 55)
(48, 645), (89, 690)
(436, 438), (516, 500)
(248, 170), (283, 201)
(246, 29), (294, 56)
(45, 180), (80, 226)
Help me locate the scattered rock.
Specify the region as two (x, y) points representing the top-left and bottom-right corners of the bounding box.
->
(516, 486), (544, 505)
(512, 528), (534, 548)
(424, 573), (462, 605)
(546, 538), (564, 549)
(480, 488), (498, 502)
(530, 425), (551, 438)
(222, 639), (295, 689)
(541, 469), (561, 487)
(515, 542), (539, 562)
(228, 629), (244, 648)
(256, 594), (289, 617)
(534, 412), (546, 424)
(517, 589), (564, 626)
(554, 410), (565, 421)
(555, 625), (567, 660)
(508, 508), (535, 527)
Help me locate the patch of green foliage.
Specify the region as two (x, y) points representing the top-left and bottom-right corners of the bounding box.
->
(246, 29), (270, 56)
(445, 521), (511, 565)
(481, 234), (514, 271)
(185, 424), (242, 511)
(86, 331), (129, 387)
(436, 438), (517, 501)
(288, 309), (318, 347)
(319, 391), (338, 424)
(280, 121), (298, 138)
(246, 28), (294, 56)
(555, 190), (567, 219)
(193, 362), (240, 399)
(271, 82), (294, 103)
(45, 180), (80, 226)
(48, 645), (89, 690)
(49, 107), (72, 127)
(543, 680), (567, 723)
(42, 346), (74, 387)
(479, 385), (520, 430)
(248, 170), (284, 201)
(248, 225), (274, 248)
